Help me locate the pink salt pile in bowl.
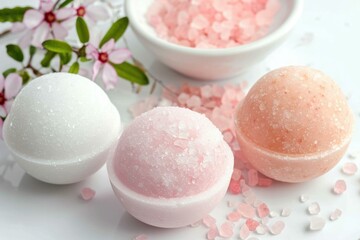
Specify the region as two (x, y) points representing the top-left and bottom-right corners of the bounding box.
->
(107, 107), (234, 228)
(125, 0), (303, 80)
(234, 66), (354, 183)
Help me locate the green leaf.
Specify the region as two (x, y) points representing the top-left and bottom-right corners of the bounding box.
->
(42, 40), (72, 54)
(59, 0), (74, 8)
(29, 45), (36, 57)
(6, 44), (24, 62)
(60, 52), (72, 65)
(112, 62), (149, 85)
(3, 68), (17, 77)
(68, 62), (80, 74)
(19, 70), (30, 84)
(41, 51), (57, 67)
(76, 17), (89, 43)
(99, 17), (129, 48)
(0, 6), (32, 22)
(79, 57), (91, 62)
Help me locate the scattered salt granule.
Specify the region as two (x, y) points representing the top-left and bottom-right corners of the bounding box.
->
(281, 208), (291, 217)
(342, 162), (358, 175)
(229, 179), (241, 194)
(134, 234), (148, 240)
(333, 179), (347, 195)
(248, 169), (259, 186)
(309, 216), (326, 231)
(147, 0), (280, 48)
(269, 211), (279, 218)
(219, 221), (234, 238)
(246, 218), (260, 231)
(80, 187), (96, 201)
(255, 224), (268, 235)
(227, 211), (241, 222)
(308, 202), (321, 215)
(257, 177), (273, 187)
(239, 224), (250, 240)
(203, 215), (217, 228)
(206, 226), (218, 240)
(329, 209), (342, 221)
(257, 203), (270, 218)
(231, 168), (242, 181)
(269, 221), (285, 235)
(238, 203), (256, 219)
(299, 194), (309, 203)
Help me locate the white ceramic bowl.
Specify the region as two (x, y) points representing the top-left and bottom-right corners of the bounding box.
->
(125, 0), (304, 80)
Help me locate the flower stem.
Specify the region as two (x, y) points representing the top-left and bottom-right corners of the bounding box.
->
(0, 29), (11, 39)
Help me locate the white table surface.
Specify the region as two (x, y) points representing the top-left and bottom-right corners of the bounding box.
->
(1, 0), (360, 240)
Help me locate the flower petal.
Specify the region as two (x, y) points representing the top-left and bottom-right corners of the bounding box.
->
(101, 39), (115, 53)
(23, 9), (44, 29)
(109, 48), (131, 64)
(0, 118), (3, 139)
(92, 60), (102, 80)
(11, 23), (26, 33)
(56, 8), (76, 20)
(5, 73), (22, 99)
(86, 5), (110, 21)
(18, 30), (34, 48)
(40, 0), (55, 12)
(32, 22), (50, 47)
(102, 63), (118, 90)
(0, 75), (4, 92)
(0, 106), (6, 118)
(52, 22), (68, 40)
(86, 44), (99, 59)
(61, 17), (76, 29)
(83, 0), (97, 6)
(4, 100), (14, 115)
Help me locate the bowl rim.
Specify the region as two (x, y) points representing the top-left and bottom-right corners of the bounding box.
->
(106, 142), (234, 207)
(234, 101), (354, 161)
(125, 0), (304, 56)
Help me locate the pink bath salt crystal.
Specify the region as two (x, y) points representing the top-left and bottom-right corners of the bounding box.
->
(134, 234), (148, 240)
(255, 224), (268, 235)
(333, 179), (347, 195)
(299, 194), (309, 203)
(80, 187), (96, 201)
(191, 15), (209, 30)
(206, 226), (218, 240)
(200, 85), (213, 98)
(238, 203), (256, 219)
(177, 92), (190, 106)
(248, 169), (259, 186)
(186, 95), (202, 108)
(270, 221), (285, 235)
(227, 211), (241, 222)
(281, 208), (291, 217)
(342, 162), (358, 175)
(269, 211), (279, 218)
(246, 218), (260, 231)
(244, 192), (257, 205)
(257, 203), (270, 218)
(203, 215), (217, 228)
(329, 209), (342, 221)
(239, 224), (250, 240)
(308, 202), (320, 215)
(309, 216), (326, 231)
(257, 177), (273, 187)
(219, 221), (234, 238)
(231, 168), (242, 181)
(223, 131), (234, 143)
(229, 179), (241, 194)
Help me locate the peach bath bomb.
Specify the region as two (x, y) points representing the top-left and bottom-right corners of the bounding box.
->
(107, 106), (234, 228)
(235, 66), (353, 182)
(3, 73), (121, 184)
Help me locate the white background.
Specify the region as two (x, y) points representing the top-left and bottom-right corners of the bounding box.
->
(0, 0), (360, 239)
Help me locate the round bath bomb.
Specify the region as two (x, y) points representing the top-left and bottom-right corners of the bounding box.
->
(107, 106), (234, 228)
(3, 73), (121, 184)
(235, 66), (353, 182)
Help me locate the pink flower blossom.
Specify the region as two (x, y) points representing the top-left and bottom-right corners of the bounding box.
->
(0, 73), (22, 117)
(0, 118), (3, 140)
(62, 0), (111, 28)
(0, 73), (22, 139)
(21, 0), (74, 47)
(86, 39), (131, 90)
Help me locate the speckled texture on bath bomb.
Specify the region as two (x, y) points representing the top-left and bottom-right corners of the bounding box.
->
(114, 106), (233, 198)
(236, 66), (353, 155)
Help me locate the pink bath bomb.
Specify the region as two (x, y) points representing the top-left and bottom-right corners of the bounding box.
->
(235, 66), (353, 182)
(108, 107), (234, 228)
